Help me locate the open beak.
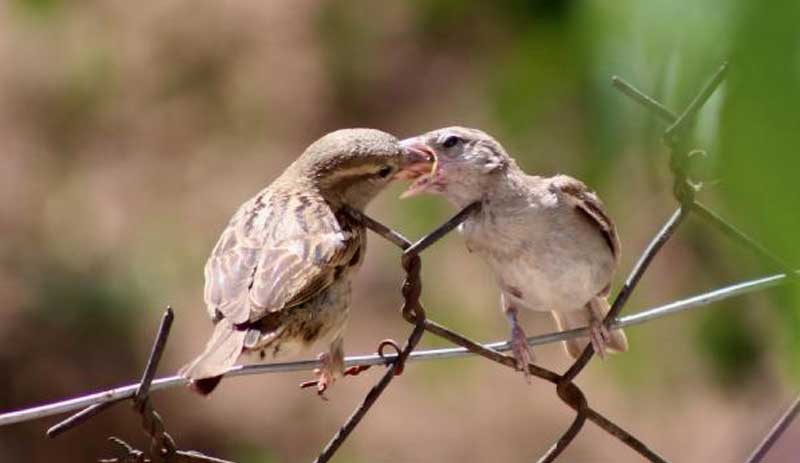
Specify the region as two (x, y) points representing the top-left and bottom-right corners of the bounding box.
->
(396, 137), (435, 179)
(397, 137), (437, 198)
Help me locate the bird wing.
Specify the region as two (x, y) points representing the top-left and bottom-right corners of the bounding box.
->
(549, 175), (620, 263)
(203, 187), (360, 325)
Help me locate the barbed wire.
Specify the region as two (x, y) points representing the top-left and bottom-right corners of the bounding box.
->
(0, 60), (797, 462)
(0, 268), (791, 428)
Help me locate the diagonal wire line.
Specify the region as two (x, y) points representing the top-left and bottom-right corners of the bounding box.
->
(0, 269), (793, 427)
(5, 60), (797, 463)
(746, 393), (800, 463)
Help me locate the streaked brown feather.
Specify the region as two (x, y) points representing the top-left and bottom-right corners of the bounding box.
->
(549, 175), (620, 263)
(203, 184), (361, 325)
(179, 319), (248, 394)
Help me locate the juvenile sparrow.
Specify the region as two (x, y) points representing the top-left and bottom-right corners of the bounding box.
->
(180, 128), (429, 395)
(400, 127), (627, 373)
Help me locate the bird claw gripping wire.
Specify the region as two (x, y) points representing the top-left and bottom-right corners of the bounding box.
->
(6, 60), (798, 463)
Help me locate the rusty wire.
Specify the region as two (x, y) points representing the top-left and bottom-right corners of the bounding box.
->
(53, 308), (236, 463)
(329, 60), (796, 463)
(0, 60), (798, 463)
(745, 393), (800, 463)
(312, 252), (427, 463)
(352, 207), (670, 463)
(5, 269), (791, 428)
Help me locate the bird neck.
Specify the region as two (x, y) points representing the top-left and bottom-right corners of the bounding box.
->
(447, 161), (526, 210)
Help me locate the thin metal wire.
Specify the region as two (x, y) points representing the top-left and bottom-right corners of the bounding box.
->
(0, 270), (793, 428)
(691, 201), (795, 275)
(3, 59), (796, 463)
(664, 61), (729, 140)
(563, 207), (687, 382)
(313, 253), (427, 463)
(745, 394), (800, 463)
(536, 383), (589, 463)
(612, 76), (678, 123)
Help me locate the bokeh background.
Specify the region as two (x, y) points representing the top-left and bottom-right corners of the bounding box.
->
(1, 0), (799, 461)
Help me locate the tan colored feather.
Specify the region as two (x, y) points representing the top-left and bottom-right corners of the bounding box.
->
(182, 128), (409, 394)
(549, 174), (620, 264)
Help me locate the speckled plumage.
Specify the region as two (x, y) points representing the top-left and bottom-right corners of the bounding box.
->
(181, 128), (411, 394)
(401, 126), (627, 365)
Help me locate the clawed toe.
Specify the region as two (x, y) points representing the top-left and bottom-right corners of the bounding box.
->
(299, 353), (335, 399)
(510, 326), (534, 382)
(589, 321), (611, 359)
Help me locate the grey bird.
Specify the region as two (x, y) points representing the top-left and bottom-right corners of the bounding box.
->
(399, 126), (627, 374)
(180, 128), (430, 395)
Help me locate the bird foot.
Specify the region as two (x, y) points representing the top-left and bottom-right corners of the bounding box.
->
(589, 317), (612, 360)
(299, 356), (372, 399)
(510, 324), (534, 383)
(299, 353), (336, 400)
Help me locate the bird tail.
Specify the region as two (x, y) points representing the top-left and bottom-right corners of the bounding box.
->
(552, 297), (628, 359)
(179, 319), (247, 395)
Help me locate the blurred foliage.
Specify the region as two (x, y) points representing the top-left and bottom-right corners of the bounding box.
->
(718, 0), (800, 376)
(2, 1), (800, 461)
(696, 306), (763, 387)
(11, 0), (63, 19)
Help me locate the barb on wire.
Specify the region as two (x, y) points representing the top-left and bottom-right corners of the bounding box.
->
(46, 401), (119, 439)
(50, 307), (233, 463)
(46, 308), (174, 439)
(3, 269), (793, 429)
(612, 76), (678, 123)
(664, 61), (729, 141)
(5, 59), (798, 463)
(134, 308), (174, 409)
(562, 60), (731, 382)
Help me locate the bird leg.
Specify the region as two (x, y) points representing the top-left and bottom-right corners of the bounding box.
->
(299, 338), (369, 398)
(504, 303), (533, 382)
(587, 302), (612, 360)
(299, 361), (370, 397)
(298, 352), (336, 399)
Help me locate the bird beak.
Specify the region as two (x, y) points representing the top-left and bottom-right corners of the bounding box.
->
(397, 137), (437, 198)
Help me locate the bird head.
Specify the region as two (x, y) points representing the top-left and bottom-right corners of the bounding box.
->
(292, 128), (432, 209)
(397, 126), (512, 206)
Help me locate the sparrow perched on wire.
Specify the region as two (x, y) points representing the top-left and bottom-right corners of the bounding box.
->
(399, 127), (627, 374)
(180, 128), (430, 395)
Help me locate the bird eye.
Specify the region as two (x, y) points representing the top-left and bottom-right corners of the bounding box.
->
(442, 135), (462, 149)
(377, 165), (394, 178)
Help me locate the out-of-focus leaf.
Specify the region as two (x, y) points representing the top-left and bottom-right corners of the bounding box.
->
(718, 0), (800, 376)
(696, 306), (763, 386)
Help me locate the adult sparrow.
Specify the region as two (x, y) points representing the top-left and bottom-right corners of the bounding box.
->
(180, 128), (430, 395)
(399, 127), (627, 374)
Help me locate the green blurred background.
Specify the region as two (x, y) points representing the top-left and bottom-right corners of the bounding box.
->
(1, 0), (799, 461)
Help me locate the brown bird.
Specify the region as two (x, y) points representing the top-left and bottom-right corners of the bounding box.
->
(400, 127), (627, 374)
(180, 128), (429, 395)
